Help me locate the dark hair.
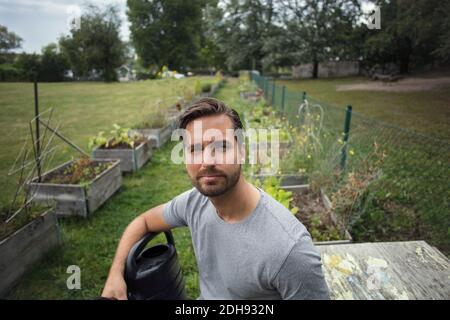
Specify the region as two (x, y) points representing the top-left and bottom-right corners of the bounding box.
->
(178, 97), (244, 131)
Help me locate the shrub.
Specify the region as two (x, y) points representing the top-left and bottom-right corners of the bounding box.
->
(201, 83), (212, 93)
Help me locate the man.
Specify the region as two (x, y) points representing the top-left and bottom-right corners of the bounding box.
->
(102, 98), (330, 300)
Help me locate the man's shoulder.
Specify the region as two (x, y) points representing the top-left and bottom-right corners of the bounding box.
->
(258, 189), (311, 244)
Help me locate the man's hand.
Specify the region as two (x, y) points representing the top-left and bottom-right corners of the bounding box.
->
(102, 273), (128, 300)
(101, 204), (171, 300)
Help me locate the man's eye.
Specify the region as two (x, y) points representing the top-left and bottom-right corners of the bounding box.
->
(215, 142), (229, 151)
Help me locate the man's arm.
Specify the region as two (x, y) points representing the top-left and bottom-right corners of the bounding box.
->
(101, 204), (171, 300)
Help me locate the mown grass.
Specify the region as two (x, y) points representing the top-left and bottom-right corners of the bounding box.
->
(0, 77), (216, 206)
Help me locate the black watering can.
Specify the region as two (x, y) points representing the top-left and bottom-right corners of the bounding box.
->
(125, 231), (187, 300)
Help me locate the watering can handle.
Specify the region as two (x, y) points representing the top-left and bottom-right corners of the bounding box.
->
(125, 231), (175, 281)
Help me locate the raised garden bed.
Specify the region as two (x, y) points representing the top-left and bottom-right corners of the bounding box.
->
(0, 208), (60, 297)
(92, 139), (153, 173)
(27, 158), (122, 218)
(253, 174), (352, 244)
(282, 184), (352, 245)
(240, 91), (262, 102)
(131, 122), (173, 148)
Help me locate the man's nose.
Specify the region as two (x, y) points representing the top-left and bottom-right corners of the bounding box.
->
(202, 147), (216, 165)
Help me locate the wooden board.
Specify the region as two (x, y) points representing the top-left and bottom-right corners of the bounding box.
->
(0, 210), (60, 297)
(93, 140), (152, 172)
(29, 159), (122, 217)
(317, 241), (450, 300)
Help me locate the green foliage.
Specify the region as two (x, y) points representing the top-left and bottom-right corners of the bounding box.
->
(267, 0), (362, 74)
(193, 79), (202, 95)
(363, 0), (449, 73)
(255, 176), (298, 214)
(59, 4), (126, 81)
(127, 0), (203, 71)
(14, 53), (41, 81)
(308, 214), (341, 242)
(39, 43), (69, 82)
(201, 83), (212, 93)
(134, 106), (169, 129)
(89, 124), (140, 149)
(0, 24), (22, 53)
(0, 203), (49, 241)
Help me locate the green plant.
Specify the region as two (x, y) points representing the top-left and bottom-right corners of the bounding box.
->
(0, 202), (49, 241)
(331, 142), (386, 234)
(43, 156), (111, 185)
(255, 177), (298, 214)
(89, 124), (139, 149)
(194, 80), (202, 95)
(309, 214), (341, 241)
(134, 108), (168, 129)
(201, 83), (212, 93)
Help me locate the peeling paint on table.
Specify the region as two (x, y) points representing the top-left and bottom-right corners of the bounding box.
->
(317, 241), (449, 300)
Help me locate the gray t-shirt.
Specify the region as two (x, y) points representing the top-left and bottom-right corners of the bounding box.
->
(163, 187), (330, 300)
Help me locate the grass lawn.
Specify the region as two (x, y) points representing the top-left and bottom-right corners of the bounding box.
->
(0, 77), (216, 206)
(278, 77), (450, 140)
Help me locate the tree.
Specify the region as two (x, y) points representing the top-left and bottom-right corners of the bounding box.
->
(0, 25), (23, 65)
(363, 0), (449, 73)
(39, 43), (69, 82)
(0, 24), (22, 53)
(14, 53), (41, 81)
(127, 0), (203, 71)
(205, 0), (277, 71)
(278, 0), (362, 78)
(59, 4), (126, 81)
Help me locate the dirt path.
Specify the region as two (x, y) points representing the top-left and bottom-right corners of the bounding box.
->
(337, 77), (450, 92)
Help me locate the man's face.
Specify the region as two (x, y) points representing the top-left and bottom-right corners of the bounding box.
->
(184, 114), (243, 197)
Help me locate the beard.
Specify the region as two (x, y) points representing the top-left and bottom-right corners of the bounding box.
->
(191, 165), (241, 197)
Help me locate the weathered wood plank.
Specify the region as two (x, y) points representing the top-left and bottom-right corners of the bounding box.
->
(93, 140), (152, 172)
(28, 159), (122, 217)
(317, 241), (450, 300)
(87, 160), (122, 213)
(0, 210), (60, 297)
(132, 123), (173, 148)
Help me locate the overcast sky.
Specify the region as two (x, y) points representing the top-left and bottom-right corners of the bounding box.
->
(0, 0), (130, 53)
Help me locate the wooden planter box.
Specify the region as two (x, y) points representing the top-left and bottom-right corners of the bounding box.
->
(131, 123), (173, 148)
(28, 159), (122, 218)
(0, 209), (61, 297)
(92, 140), (152, 173)
(240, 91), (262, 101)
(280, 184), (352, 245)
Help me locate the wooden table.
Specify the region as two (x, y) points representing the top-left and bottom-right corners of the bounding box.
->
(317, 241), (450, 300)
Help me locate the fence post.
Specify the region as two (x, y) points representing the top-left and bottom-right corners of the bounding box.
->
(281, 85), (286, 114)
(340, 105), (353, 172)
(299, 91), (307, 125)
(34, 80), (42, 182)
(271, 81), (276, 106)
(264, 78), (268, 100)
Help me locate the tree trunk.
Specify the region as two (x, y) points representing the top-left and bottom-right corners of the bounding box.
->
(399, 54), (410, 74)
(312, 60), (319, 78)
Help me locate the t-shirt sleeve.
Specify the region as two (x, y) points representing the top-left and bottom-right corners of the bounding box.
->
(273, 235), (330, 300)
(162, 188), (194, 228)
